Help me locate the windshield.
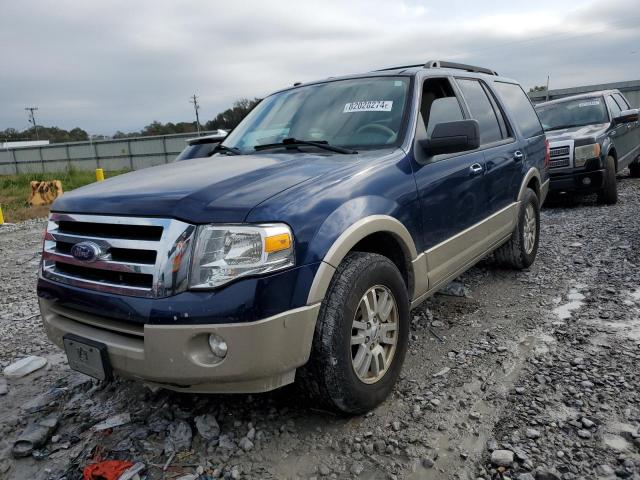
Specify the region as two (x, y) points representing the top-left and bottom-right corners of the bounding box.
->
(535, 97), (609, 131)
(221, 77), (411, 154)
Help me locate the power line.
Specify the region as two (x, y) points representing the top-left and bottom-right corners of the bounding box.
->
(25, 106), (40, 141)
(189, 94), (202, 136)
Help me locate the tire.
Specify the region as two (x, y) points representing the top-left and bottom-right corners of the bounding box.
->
(494, 187), (540, 269)
(597, 155), (618, 205)
(300, 252), (409, 415)
(630, 159), (640, 178)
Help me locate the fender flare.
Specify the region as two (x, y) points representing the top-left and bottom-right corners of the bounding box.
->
(306, 215), (418, 304)
(518, 167), (542, 202)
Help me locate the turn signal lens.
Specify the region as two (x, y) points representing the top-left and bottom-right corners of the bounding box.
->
(265, 233), (292, 253)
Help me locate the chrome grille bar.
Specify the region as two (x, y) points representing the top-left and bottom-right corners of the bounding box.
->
(41, 213), (197, 298)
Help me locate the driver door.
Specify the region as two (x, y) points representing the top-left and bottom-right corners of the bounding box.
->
(411, 77), (489, 288)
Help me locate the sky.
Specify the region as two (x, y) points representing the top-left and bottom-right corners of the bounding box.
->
(1, 0), (639, 135)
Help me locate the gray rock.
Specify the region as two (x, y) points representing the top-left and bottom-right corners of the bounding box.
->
(438, 281), (470, 298)
(318, 464), (331, 476)
(577, 429), (592, 439)
(195, 414), (220, 441)
(374, 440), (386, 453)
(526, 428), (541, 439)
(165, 420), (192, 454)
(238, 437), (254, 451)
(534, 469), (561, 480)
(349, 462), (364, 475)
(490, 449), (514, 467)
(218, 434), (236, 451)
(596, 465), (615, 476)
(0, 378), (7, 396)
(517, 474), (535, 480)
(422, 458), (434, 468)
(581, 417), (594, 428)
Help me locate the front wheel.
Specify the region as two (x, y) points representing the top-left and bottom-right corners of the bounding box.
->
(597, 155), (618, 205)
(300, 252), (409, 415)
(494, 187), (540, 269)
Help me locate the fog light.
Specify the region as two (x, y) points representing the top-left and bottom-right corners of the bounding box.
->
(582, 177), (591, 186)
(208, 334), (228, 359)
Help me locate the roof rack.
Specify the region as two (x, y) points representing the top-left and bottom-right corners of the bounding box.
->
(424, 60), (498, 76)
(374, 64), (424, 72)
(374, 60), (498, 76)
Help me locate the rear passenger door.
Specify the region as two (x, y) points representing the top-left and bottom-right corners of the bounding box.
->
(455, 78), (520, 217)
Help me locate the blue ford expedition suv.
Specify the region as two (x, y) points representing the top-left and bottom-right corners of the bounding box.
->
(38, 61), (549, 414)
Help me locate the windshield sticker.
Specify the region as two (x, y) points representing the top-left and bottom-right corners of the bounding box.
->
(578, 100), (600, 107)
(343, 101), (393, 113)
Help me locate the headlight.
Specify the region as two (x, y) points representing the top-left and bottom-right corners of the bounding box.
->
(574, 143), (600, 167)
(189, 223), (294, 289)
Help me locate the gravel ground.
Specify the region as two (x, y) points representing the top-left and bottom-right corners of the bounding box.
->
(1, 175), (639, 480)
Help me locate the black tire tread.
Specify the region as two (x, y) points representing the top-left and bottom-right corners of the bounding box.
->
(597, 155), (618, 205)
(494, 188), (540, 270)
(299, 252), (408, 415)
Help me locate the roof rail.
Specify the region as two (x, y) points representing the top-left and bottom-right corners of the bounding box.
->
(373, 64), (424, 72)
(425, 60), (498, 76)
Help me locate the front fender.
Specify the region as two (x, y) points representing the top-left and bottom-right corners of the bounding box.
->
(304, 196), (419, 304)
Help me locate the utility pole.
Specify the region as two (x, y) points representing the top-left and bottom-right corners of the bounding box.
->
(545, 75), (550, 102)
(189, 94), (202, 136)
(25, 107), (40, 140)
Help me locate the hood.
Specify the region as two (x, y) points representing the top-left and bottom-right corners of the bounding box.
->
(52, 153), (360, 223)
(544, 123), (608, 143)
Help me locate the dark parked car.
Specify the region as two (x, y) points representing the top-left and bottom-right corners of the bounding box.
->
(175, 130), (228, 161)
(536, 90), (640, 204)
(38, 60), (548, 414)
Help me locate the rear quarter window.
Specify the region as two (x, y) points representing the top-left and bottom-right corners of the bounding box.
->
(494, 82), (544, 138)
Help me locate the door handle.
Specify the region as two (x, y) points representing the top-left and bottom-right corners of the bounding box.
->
(469, 163), (484, 176)
(513, 150), (524, 162)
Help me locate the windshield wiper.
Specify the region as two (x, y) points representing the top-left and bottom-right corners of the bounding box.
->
(212, 144), (241, 155)
(254, 138), (357, 154)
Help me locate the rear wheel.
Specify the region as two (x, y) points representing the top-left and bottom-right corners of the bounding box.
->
(494, 187), (540, 269)
(629, 158), (640, 178)
(300, 252), (409, 415)
(597, 155), (618, 205)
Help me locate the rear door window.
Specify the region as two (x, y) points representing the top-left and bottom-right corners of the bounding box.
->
(612, 93), (630, 110)
(493, 82), (544, 138)
(456, 78), (503, 145)
(606, 95), (622, 117)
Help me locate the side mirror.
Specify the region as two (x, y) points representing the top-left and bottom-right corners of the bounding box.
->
(419, 119), (480, 156)
(613, 109), (639, 125)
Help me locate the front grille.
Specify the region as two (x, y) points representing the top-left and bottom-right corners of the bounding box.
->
(549, 158), (570, 168)
(550, 146), (570, 157)
(548, 142), (573, 170)
(42, 213), (196, 298)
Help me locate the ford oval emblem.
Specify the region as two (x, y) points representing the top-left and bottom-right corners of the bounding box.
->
(70, 241), (103, 262)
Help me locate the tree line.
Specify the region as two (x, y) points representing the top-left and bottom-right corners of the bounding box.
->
(1, 98), (261, 144)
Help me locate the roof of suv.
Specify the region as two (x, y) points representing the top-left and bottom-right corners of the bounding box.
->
(536, 90), (622, 107)
(281, 60), (518, 94)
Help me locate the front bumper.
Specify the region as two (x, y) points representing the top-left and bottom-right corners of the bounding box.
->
(549, 169), (605, 194)
(40, 298), (320, 393)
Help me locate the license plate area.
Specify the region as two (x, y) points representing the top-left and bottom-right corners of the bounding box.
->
(63, 334), (112, 381)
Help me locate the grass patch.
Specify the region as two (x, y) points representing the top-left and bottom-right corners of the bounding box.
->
(0, 167), (129, 223)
